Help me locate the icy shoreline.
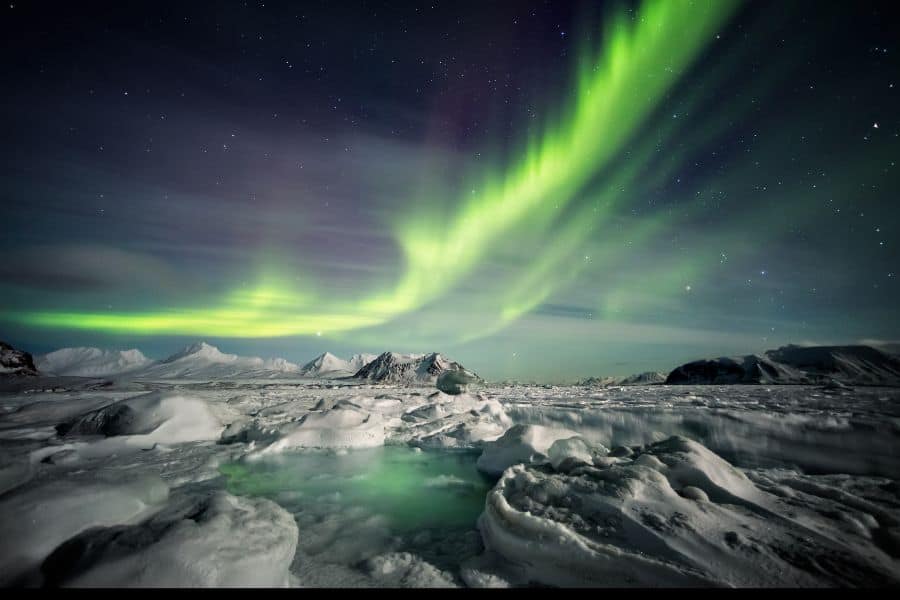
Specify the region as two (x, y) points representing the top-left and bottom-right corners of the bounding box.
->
(1, 378), (898, 587)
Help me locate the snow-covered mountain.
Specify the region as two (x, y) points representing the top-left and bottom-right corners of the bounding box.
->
(578, 376), (619, 387)
(666, 354), (805, 385)
(348, 353), (378, 372)
(297, 352), (380, 377)
(299, 352), (351, 377)
(34, 342), (304, 380)
(666, 345), (900, 386)
(618, 371), (668, 385)
(25, 343), (460, 382)
(36, 347), (153, 377)
(579, 372), (667, 387)
(0, 341), (37, 376)
(352, 351), (471, 384)
(136, 342), (302, 379)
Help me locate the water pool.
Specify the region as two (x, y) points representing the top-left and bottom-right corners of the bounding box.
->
(220, 446), (495, 584)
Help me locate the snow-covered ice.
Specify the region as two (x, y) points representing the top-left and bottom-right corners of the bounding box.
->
(0, 369), (898, 587)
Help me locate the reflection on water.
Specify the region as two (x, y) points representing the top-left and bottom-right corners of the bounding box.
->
(220, 446), (494, 583)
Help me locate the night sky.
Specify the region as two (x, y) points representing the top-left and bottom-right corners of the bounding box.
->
(2, 0), (898, 382)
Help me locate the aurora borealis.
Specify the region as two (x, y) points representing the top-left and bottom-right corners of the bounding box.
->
(2, 1), (898, 381)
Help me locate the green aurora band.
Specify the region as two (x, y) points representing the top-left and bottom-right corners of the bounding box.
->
(12, 0), (742, 339)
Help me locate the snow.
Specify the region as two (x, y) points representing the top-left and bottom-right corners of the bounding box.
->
(475, 435), (900, 586)
(0, 475), (169, 586)
(397, 392), (512, 450)
(365, 552), (457, 587)
(258, 405), (385, 452)
(297, 352), (379, 377)
(436, 368), (483, 395)
(47, 392), (224, 462)
(547, 435), (600, 471)
(476, 424), (589, 476)
(0, 369), (898, 587)
(349, 353), (379, 371)
(42, 491), (299, 587)
(57, 391), (223, 445)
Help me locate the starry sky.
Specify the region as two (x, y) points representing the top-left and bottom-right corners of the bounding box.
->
(1, 0), (898, 382)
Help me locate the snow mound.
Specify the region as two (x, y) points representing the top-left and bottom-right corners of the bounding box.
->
(397, 392), (512, 450)
(36, 347), (152, 377)
(0, 341), (38, 376)
(219, 417), (280, 445)
(436, 368), (484, 395)
(547, 436), (596, 471)
(477, 435), (900, 586)
(260, 406), (384, 452)
(0, 475), (168, 585)
(365, 552), (458, 587)
(41, 491), (298, 587)
(476, 424), (596, 476)
(55, 391), (223, 454)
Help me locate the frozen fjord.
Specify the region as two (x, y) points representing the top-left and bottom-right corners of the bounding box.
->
(0, 378), (899, 587)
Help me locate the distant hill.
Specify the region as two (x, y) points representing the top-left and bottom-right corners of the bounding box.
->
(579, 372), (667, 387)
(666, 345), (900, 386)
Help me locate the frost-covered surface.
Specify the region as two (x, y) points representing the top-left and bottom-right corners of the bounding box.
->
(0, 377), (898, 587)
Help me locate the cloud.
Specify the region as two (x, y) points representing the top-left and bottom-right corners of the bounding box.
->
(0, 244), (181, 292)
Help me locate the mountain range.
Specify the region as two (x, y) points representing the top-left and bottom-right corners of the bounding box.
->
(6, 340), (900, 387)
(28, 342), (466, 383)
